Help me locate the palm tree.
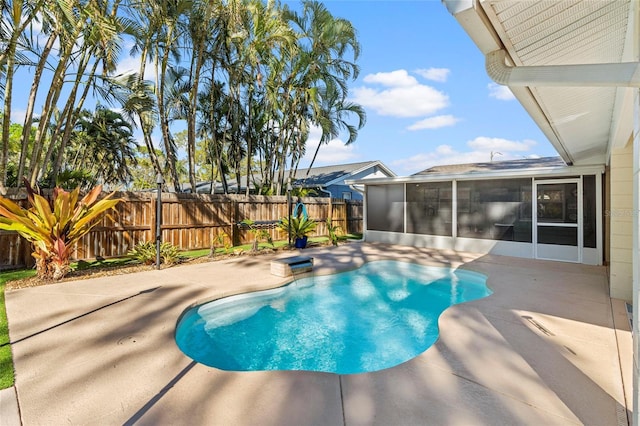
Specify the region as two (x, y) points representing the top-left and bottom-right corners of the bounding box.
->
(197, 77), (231, 193)
(269, 0), (362, 191)
(25, 0), (85, 185)
(0, 0), (48, 191)
(3, 0), (365, 195)
(237, 0), (296, 194)
(67, 107), (138, 188)
(182, 0), (226, 192)
(152, 0), (191, 192)
(306, 84), (366, 174)
(118, 73), (163, 180)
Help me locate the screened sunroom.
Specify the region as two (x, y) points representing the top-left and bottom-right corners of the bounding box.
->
(352, 157), (604, 265)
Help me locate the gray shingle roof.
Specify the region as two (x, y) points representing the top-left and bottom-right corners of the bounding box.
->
(413, 156), (566, 176)
(292, 161), (389, 186)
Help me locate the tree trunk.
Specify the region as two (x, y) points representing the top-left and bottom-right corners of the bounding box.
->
(134, 44), (163, 178)
(27, 56), (68, 186)
(156, 28), (181, 191)
(187, 40), (206, 193)
(0, 43), (16, 191)
(52, 57), (99, 183)
(17, 32), (58, 187)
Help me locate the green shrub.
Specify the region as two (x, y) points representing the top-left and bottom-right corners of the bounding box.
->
(326, 218), (342, 246)
(241, 219), (274, 252)
(128, 241), (184, 265)
(0, 180), (121, 280)
(160, 242), (183, 265)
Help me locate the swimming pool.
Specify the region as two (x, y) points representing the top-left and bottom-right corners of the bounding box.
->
(175, 260), (491, 374)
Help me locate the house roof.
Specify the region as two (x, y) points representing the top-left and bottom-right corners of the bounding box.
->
(180, 161), (395, 193)
(292, 161), (395, 187)
(181, 176), (255, 194)
(443, 0), (636, 166)
(413, 156), (566, 175)
(347, 159), (603, 186)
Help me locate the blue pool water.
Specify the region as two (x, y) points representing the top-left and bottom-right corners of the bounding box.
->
(175, 260), (491, 374)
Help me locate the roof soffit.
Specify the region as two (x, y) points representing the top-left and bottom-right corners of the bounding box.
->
(474, 0), (635, 165)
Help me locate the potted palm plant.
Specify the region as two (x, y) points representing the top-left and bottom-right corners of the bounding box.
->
(278, 215), (317, 248)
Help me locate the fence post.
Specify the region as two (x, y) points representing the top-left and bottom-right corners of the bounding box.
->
(231, 198), (240, 246)
(155, 173), (164, 269)
(149, 193), (156, 248)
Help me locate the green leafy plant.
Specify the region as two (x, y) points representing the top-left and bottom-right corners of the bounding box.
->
(209, 231), (232, 257)
(241, 219), (274, 252)
(127, 241), (184, 265)
(291, 187), (317, 197)
(326, 218), (342, 246)
(277, 215), (318, 240)
(160, 242), (183, 265)
(127, 241), (156, 264)
(0, 180), (121, 280)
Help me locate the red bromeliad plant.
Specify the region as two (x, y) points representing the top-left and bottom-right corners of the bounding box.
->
(0, 180), (121, 280)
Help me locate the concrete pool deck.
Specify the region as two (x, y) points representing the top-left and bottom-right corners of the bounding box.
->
(3, 242), (632, 425)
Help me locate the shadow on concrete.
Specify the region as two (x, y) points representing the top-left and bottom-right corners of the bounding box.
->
(1, 287), (161, 347)
(123, 360), (197, 425)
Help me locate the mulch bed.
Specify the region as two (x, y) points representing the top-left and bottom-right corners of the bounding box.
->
(4, 244), (320, 291)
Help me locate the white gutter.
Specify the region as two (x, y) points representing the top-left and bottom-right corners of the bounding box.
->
(349, 184), (364, 195)
(486, 49), (640, 88)
(317, 186), (332, 198)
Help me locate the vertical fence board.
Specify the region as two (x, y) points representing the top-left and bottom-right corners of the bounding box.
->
(0, 192), (362, 269)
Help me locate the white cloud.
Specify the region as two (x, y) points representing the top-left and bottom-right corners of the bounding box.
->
(302, 125), (322, 154)
(435, 145), (456, 155)
(299, 125), (359, 167)
(391, 137), (540, 174)
(114, 40), (155, 81)
(392, 148), (488, 174)
(488, 83), (515, 101)
(363, 70), (418, 87)
(415, 68), (450, 83)
(10, 109), (26, 124)
(351, 70), (449, 117)
(303, 138), (358, 165)
(407, 115), (459, 130)
(467, 136), (536, 152)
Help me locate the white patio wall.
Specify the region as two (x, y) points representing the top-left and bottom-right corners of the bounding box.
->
(610, 137), (634, 302)
(633, 90), (640, 425)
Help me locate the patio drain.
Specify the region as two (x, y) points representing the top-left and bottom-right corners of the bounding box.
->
(117, 335), (145, 345)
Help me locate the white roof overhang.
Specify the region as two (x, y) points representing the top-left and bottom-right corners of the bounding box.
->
(323, 161), (397, 187)
(443, 0), (638, 166)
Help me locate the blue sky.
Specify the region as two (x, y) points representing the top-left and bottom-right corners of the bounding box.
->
(11, 1), (559, 177)
(295, 0), (558, 175)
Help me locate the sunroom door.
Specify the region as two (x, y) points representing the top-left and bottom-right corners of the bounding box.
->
(534, 179), (581, 262)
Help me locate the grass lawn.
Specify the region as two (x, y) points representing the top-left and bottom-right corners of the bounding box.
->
(0, 269), (36, 389)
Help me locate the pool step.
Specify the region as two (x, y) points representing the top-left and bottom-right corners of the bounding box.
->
(270, 256), (314, 277)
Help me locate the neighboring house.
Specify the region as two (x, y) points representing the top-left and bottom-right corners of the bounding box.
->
(188, 177), (253, 194)
(351, 2), (640, 420)
(179, 161), (395, 198)
(291, 161), (396, 200)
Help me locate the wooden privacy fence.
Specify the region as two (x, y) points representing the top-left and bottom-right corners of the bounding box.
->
(0, 191), (363, 270)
